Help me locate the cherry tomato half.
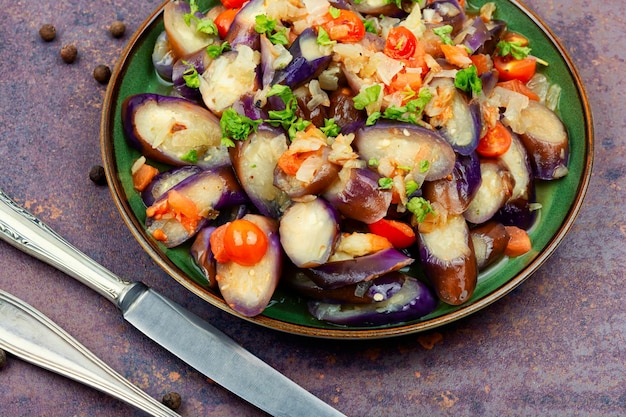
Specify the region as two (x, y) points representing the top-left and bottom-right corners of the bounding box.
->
(320, 9), (365, 43)
(223, 219), (268, 266)
(368, 218), (416, 249)
(215, 8), (239, 39)
(384, 26), (417, 60)
(220, 0), (247, 9)
(476, 121), (512, 157)
(493, 55), (536, 83)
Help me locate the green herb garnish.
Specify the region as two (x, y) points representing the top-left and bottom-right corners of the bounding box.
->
(406, 197), (436, 222)
(378, 177), (394, 189)
(206, 41), (230, 58)
(219, 108), (262, 147)
(320, 118), (341, 137)
(497, 40), (532, 60)
(433, 25), (454, 46)
(454, 65), (482, 95)
(353, 85), (382, 110)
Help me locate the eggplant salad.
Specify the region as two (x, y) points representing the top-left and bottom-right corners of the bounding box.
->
(121, 0), (569, 326)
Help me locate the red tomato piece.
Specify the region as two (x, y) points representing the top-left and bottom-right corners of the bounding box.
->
(321, 9), (365, 43)
(220, 0), (247, 9)
(214, 8), (239, 39)
(493, 55), (536, 83)
(223, 219), (268, 266)
(476, 121), (513, 157)
(384, 26), (417, 60)
(368, 218), (416, 249)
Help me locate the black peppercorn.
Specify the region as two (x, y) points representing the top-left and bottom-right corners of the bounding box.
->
(109, 21), (126, 38)
(89, 165), (107, 186)
(162, 392), (182, 410)
(93, 65), (112, 84)
(0, 348), (6, 370)
(60, 44), (78, 64)
(39, 24), (56, 42)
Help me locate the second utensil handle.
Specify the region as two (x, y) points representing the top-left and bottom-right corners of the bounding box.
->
(0, 188), (134, 306)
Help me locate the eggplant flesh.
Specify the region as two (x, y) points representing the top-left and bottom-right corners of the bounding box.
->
(230, 126), (292, 218)
(190, 226), (218, 288)
(308, 274), (438, 326)
(279, 198), (340, 268)
(470, 221), (510, 270)
(422, 151), (481, 215)
(216, 214), (282, 317)
(418, 214), (478, 305)
(463, 160), (514, 225)
(518, 100), (569, 180)
(122, 94), (229, 169)
(354, 121), (456, 182)
(163, 0), (216, 58)
(146, 167), (248, 248)
(142, 165), (203, 206)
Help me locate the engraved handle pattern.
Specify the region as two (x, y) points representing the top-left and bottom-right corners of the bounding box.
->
(0, 188), (131, 305)
(0, 289), (180, 417)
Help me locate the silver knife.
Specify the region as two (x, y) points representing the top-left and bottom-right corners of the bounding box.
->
(0, 288), (181, 417)
(0, 188), (347, 417)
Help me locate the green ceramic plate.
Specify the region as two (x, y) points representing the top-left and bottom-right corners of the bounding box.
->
(101, 0), (593, 339)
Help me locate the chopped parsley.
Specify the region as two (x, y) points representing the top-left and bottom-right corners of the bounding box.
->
(375, 88), (433, 125)
(265, 85), (310, 139)
(432, 25), (454, 46)
(419, 160), (430, 173)
(497, 40), (532, 60)
(406, 197), (436, 223)
(219, 108), (262, 147)
(181, 61), (200, 89)
(405, 180), (419, 196)
(362, 19), (377, 34)
(206, 41), (230, 58)
(329, 6), (341, 18)
(320, 118), (341, 137)
(378, 177), (394, 189)
(353, 85), (382, 110)
(184, 0), (218, 35)
(454, 65), (482, 95)
(181, 149), (198, 163)
(254, 15), (289, 45)
(316, 27), (336, 46)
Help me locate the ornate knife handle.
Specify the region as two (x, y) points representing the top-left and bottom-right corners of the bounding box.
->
(0, 188), (138, 307)
(0, 289), (181, 417)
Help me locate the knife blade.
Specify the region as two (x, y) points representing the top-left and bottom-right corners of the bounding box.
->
(0, 188), (346, 417)
(0, 288), (181, 417)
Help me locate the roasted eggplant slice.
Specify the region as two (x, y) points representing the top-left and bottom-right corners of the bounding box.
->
(417, 214), (478, 305)
(308, 274), (438, 326)
(463, 160), (515, 225)
(216, 214), (282, 317)
(470, 221), (510, 270)
(121, 94), (230, 169)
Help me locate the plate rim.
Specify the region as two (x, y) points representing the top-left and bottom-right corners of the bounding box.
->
(100, 0), (594, 340)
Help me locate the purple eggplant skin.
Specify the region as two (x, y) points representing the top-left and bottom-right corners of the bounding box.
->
(152, 31), (175, 82)
(328, 87), (367, 129)
(274, 146), (341, 199)
(171, 49), (212, 102)
(230, 125), (292, 219)
(271, 28), (333, 89)
(470, 221), (510, 271)
(424, 0), (467, 34)
(494, 133), (537, 229)
(142, 165), (203, 206)
(121, 93), (230, 169)
(306, 248), (414, 290)
(422, 151), (481, 215)
(308, 274), (438, 326)
(190, 226), (218, 288)
(323, 167), (393, 225)
(224, 0), (265, 50)
(354, 121), (456, 182)
(461, 17), (490, 54)
(517, 100), (569, 180)
(417, 214), (478, 306)
(215, 214), (283, 317)
(279, 198), (340, 268)
(146, 167), (249, 248)
(463, 160), (515, 225)
(231, 93), (268, 121)
(477, 20), (507, 56)
(163, 0), (217, 59)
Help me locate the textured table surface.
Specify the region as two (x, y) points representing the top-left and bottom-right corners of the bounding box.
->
(0, 1), (623, 416)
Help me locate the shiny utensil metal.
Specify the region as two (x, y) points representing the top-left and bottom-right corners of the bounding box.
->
(0, 288), (180, 417)
(0, 188), (346, 417)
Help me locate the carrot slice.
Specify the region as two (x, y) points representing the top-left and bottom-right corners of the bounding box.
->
(504, 225), (532, 257)
(497, 79), (540, 101)
(132, 163), (159, 191)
